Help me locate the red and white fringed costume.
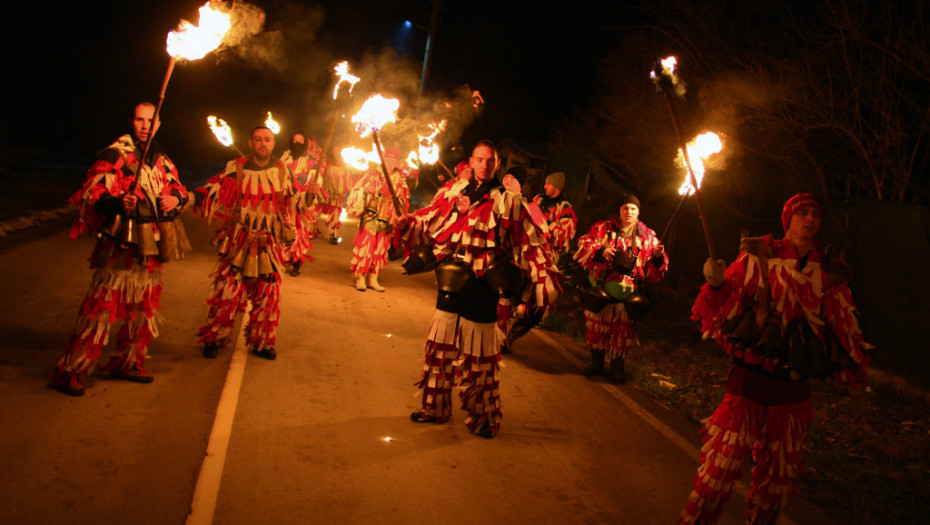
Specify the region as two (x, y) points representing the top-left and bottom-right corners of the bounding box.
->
(573, 219), (668, 360)
(280, 149), (320, 267)
(51, 134), (188, 390)
(314, 161), (349, 239)
(398, 178), (561, 435)
(532, 192), (578, 256)
(497, 192), (577, 345)
(195, 157), (294, 352)
(679, 234), (872, 525)
(349, 168), (409, 278)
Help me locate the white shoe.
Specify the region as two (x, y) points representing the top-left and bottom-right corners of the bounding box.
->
(355, 276), (367, 291)
(367, 273), (385, 292)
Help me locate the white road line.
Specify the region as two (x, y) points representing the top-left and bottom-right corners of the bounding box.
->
(532, 329), (797, 525)
(532, 329), (701, 461)
(185, 326), (249, 525)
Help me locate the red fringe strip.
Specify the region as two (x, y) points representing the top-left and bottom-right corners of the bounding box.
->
(583, 303), (638, 359)
(52, 266), (163, 383)
(677, 393), (814, 524)
(350, 228), (390, 276)
(457, 319), (503, 434)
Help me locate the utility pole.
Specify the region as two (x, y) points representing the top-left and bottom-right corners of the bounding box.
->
(416, 0), (440, 118)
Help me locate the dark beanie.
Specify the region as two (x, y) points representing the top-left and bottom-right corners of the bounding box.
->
(506, 166), (528, 186)
(620, 193), (641, 208)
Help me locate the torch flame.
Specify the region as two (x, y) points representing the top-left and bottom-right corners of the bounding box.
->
(341, 147), (372, 171)
(650, 55), (685, 96)
(659, 56), (677, 76)
(352, 94), (400, 138)
(472, 90), (485, 110)
(264, 111), (281, 135)
(332, 61), (360, 100)
(416, 119), (446, 165)
(165, 1), (232, 61)
(207, 115), (234, 147)
(406, 151), (420, 170)
(676, 132), (723, 196)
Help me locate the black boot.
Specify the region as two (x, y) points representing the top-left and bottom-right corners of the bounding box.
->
(607, 357), (626, 384)
(290, 260), (301, 277)
(581, 350), (605, 376)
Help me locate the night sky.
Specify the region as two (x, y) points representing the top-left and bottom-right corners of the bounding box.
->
(1, 0), (620, 169)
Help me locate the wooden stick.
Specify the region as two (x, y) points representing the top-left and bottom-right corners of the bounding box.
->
(661, 91), (717, 260)
(371, 131), (404, 217)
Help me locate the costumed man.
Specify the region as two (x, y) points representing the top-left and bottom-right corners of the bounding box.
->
(50, 102), (191, 396)
(394, 140), (561, 438)
(197, 126), (296, 361)
(678, 193), (871, 525)
(494, 167), (539, 353)
(316, 148), (350, 245)
(533, 171), (578, 257)
(573, 193), (668, 383)
(349, 147), (411, 292)
(280, 132), (322, 277)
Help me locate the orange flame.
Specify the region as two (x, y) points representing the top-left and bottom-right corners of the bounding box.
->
(165, 1), (232, 60)
(332, 61), (360, 100)
(472, 90), (484, 110)
(406, 151), (420, 170)
(264, 111), (281, 135)
(352, 94), (400, 138)
(207, 115), (234, 147)
(341, 147), (372, 171)
(676, 132), (723, 196)
(416, 119), (446, 165)
(650, 55), (685, 96)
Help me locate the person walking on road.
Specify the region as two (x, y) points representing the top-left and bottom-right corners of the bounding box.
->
(573, 193), (667, 383)
(280, 131), (322, 277)
(394, 140), (561, 438)
(196, 126), (296, 361)
(50, 101), (190, 396)
(349, 147), (411, 292)
(677, 193), (872, 524)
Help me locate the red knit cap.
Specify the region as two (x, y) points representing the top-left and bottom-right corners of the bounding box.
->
(781, 193), (821, 231)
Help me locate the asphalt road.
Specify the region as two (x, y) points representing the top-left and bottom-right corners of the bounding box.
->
(0, 211), (827, 525)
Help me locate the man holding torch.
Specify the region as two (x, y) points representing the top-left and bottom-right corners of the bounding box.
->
(394, 140), (561, 439)
(280, 131), (322, 277)
(678, 193), (872, 525)
(349, 147), (411, 292)
(197, 126), (296, 361)
(573, 193), (668, 383)
(50, 102), (190, 396)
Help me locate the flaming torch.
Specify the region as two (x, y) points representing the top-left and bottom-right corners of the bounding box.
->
(417, 119), (445, 165)
(332, 60), (361, 100)
(340, 147), (373, 171)
(141, 2), (232, 169)
(352, 94), (403, 216)
(660, 131), (724, 242)
(416, 119), (449, 186)
(651, 56), (717, 260)
(116, 1), (232, 249)
(207, 115), (244, 156)
(264, 111), (281, 135)
(316, 61), (362, 185)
